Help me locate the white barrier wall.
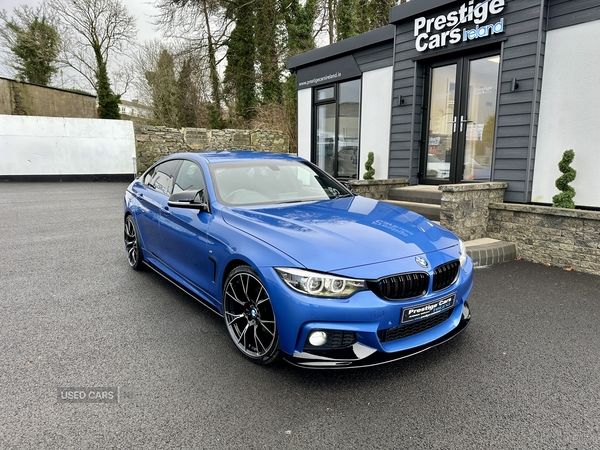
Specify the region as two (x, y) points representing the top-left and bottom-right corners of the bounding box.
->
(0, 115), (136, 176)
(532, 20), (600, 208)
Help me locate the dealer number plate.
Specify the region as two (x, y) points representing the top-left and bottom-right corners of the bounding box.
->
(401, 294), (456, 324)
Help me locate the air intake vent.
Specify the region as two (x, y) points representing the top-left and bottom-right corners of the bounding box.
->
(378, 308), (453, 342)
(303, 331), (357, 350)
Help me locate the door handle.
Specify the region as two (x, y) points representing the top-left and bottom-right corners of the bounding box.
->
(447, 116), (457, 133)
(459, 115), (473, 132)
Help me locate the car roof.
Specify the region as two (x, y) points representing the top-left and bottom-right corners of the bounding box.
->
(177, 151), (303, 164)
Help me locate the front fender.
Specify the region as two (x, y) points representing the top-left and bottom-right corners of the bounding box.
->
(205, 210), (305, 303)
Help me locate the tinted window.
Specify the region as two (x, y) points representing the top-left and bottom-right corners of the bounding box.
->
(173, 161), (205, 194)
(143, 160), (180, 195)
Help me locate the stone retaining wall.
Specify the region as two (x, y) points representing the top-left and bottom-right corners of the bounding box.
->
(487, 203), (600, 275)
(134, 126), (289, 174)
(348, 179), (409, 200)
(439, 182), (508, 241)
(0, 78), (97, 118)
(357, 179), (600, 276)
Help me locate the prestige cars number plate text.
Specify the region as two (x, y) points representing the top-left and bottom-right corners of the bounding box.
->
(401, 294), (456, 324)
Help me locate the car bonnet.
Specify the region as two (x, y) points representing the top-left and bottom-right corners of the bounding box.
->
(221, 196), (459, 272)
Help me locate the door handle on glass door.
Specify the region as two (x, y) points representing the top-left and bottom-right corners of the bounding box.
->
(460, 115), (473, 132)
(447, 116), (457, 133)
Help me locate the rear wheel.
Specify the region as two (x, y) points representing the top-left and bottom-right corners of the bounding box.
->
(223, 266), (280, 365)
(124, 215), (143, 270)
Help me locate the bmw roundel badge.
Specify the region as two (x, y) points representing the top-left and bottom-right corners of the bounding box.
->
(415, 256), (429, 268)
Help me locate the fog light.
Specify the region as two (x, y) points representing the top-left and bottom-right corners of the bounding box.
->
(308, 331), (328, 347)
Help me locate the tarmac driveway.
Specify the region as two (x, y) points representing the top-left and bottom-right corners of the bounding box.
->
(0, 182), (598, 449)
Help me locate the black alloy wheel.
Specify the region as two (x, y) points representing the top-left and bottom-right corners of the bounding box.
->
(124, 215), (143, 270)
(223, 266), (280, 364)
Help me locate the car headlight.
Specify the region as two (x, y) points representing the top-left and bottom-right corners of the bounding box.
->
(459, 239), (467, 267)
(275, 267), (366, 298)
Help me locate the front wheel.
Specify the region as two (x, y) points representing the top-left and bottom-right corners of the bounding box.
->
(223, 266), (280, 365)
(124, 215), (143, 270)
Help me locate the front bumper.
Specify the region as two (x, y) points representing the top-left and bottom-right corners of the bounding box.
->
(282, 301), (471, 368)
(259, 250), (474, 369)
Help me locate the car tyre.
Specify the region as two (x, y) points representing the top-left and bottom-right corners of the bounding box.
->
(223, 266), (280, 365)
(124, 215), (144, 271)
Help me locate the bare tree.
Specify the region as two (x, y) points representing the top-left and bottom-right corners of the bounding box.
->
(47, 0), (137, 118)
(131, 39), (212, 127)
(130, 39), (165, 107)
(154, 0), (233, 128)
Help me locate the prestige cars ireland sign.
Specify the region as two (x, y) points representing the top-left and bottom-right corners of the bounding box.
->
(414, 0), (506, 52)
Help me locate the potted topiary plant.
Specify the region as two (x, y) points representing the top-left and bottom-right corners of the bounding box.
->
(552, 149), (576, 209)
(363, 152), (375, 180)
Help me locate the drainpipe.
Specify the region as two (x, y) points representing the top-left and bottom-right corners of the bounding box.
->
(409, 61), (419, 185)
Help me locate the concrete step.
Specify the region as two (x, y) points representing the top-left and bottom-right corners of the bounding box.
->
(385, 188), (516, 268)
(389, 186), (441, 205)
(465, 238), (517, 268)
(384, 200), (440, 221)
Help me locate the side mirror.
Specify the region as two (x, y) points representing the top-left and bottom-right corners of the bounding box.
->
(168, 189), (209, 212)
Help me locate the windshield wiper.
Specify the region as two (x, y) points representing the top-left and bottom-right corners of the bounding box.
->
(276, 199), (314, 204)
(336, 193), (353, 198)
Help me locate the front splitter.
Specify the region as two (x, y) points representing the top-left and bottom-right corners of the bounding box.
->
(282, 301), (471, 369)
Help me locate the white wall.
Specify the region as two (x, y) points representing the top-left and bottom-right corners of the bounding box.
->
(297, 89), (312, 160)
(359, 66), (392, 180)
(532, 20), (600, 208)
(0, 115), (136, 176)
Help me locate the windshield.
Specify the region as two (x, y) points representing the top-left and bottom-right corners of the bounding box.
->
(210, 159), (353, 206)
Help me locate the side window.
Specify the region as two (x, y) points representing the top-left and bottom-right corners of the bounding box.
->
(173, 161), (206, 194)
(143, 159), (180, 195)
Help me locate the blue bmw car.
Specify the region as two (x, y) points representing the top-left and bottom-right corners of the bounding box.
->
(124, 151), (472, 368)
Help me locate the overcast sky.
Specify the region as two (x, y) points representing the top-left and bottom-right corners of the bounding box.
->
(1, 0), (164, 99)
(2, 0), (162, 41)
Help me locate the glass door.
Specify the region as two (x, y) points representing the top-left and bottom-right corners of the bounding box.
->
(315, 102), (336, 175)
(423, 53), (499, 184)
(425, 64), (456, 180)
(460, 55), (499, 181)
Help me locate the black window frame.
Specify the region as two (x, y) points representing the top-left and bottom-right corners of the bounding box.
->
(312, 78), (362, 180)
(143, 159), (182, 196)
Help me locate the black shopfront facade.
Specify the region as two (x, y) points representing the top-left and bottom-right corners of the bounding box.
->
(287, 0), (600, 206)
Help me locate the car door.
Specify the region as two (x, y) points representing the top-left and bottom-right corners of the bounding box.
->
(133, 159), (181, 258)
(158, 160), (215, 301)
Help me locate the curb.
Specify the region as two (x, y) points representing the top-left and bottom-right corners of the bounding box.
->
(465, 238), (517, 268)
